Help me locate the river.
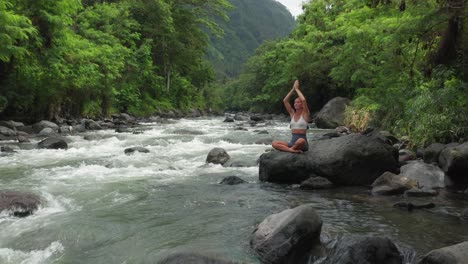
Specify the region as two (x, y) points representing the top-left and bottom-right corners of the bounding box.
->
(0, 116), (467, 263)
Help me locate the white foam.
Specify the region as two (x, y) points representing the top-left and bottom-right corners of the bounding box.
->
(0, 241), (64, 264)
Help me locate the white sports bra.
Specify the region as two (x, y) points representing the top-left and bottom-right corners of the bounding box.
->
(290, 115), (308, 129)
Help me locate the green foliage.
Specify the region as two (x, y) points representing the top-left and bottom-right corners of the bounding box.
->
(224, 0), (468, 146)
(0, 0), (232, 121)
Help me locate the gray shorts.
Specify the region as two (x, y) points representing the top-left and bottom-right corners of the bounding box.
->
(288, 133), (308, 151)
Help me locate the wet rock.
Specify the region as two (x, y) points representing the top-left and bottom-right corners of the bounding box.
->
(124, 147), (149, 155)
(17, 125), (34, 134)
(461, 208), (468, 220)
(259, 133), (398, 185)
(250, 115), (263, 122)
(158, 252), (239, 264)
(404, 188), (438, 197)
(423, 143), (446, 164)
(255, 130), (269, 134)
(234, 113), (249, 121)
(38, 137), (68, 150)
(1, 146), (16, 153)
(58, 125), (73, 134)
(417, 241), (468, 264)
(39, 127), (55, 136)
(223, 159), (256, 167)
(300, 177), (333, 190)
(206, 148), (230, 165)
(315, 97), (350, 129)
(234, 127), (248, 131)
(439, 142), (468, 188)
(400, 161), (446, 189)
(320, 235), (403, 264)
(72, 124), (86, 133)
(393, 202), (435, 211)
(251, 204), (323, 264)
(219, 176), (246, 185)
(32, 120), (58, 133)
(0, 120), (24, 130)
(84, 119), (102, 130)
(188, 108), (202, 117)
(0, 191), (41, 217)
(115, 127), (133, 133)
(371, 172), (415, 195)
(223, 117), (234, 122)
(0, 126), (16, 136)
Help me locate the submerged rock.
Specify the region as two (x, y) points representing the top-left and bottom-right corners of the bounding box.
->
(219, 176), (246, 185)
(0, 191), (41, 217)
(393, 202), (435, 211)
(321, 235), (403, 264)
(158, 252), (239, 264)
(417, 241), (468, 264)
(259, 133), (398, 185)
(251, 204), (323, 264)
(300, 177), (333, 190)
(124, 147), (149, 155)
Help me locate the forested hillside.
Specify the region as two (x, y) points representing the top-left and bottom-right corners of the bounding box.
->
(207, 0), (296, 78)
(0, 0), (231, 121)
(224, 0), (468, 146)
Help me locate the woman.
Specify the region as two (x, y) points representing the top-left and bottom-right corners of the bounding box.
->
(272, 80), (310, 153)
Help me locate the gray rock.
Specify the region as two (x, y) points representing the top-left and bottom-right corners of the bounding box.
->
(0, 191), (41, 217)
(72, 124), (86, 133)
(124, 147), (149, 155)
(0, 126), (16, 136)
(219, 176), (246, 185)
(17, 125), (34, 134)
(17, 135), (30, 143)
(251, 204), (323, 264)
(259, 133), (398, 185)
(84, 119), (102, 130)
(206, 148), (230, 165)
(315, 97), (350, 129)
(404, 188), (438, 197)
(38, 137), (68, 149)
(223, 117), (234, 122)
(0, 120), (24, 130)
(423, 143), (447, 164)
(321, 235), (403, 264)
(371, 172), (415, 195)
(400, 161), (446, 189)
(234, 113), (249, 121)
(32, 120), (58, 133)
(439, 142), (468, 188)
(398, 149), (416, 165)
(58, 126), (73, 134)
(417, 241), (468, 264)
(39, 127), (55, 136)
(189, 109), (202, 117)
(462, 208), (468, 220)
(300, 177), (333, 190)
(159, 252), (239, 264)
(250, 115), (263, 122)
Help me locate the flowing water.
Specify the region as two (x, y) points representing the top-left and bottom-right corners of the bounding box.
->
(0, 117), (467, 264)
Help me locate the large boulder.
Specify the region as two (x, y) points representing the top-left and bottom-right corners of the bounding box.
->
(315, 97), (350, 129)
(400, 161), (446, 189)
(0, 126), (16, 136)
(320, 235), (403, 264)
(251, 204), (323, 264)
(0, 191), (41, 217)
(206, 148), (230, 165)
(37, 137), (68, 149)
(32, 120), (58, 133)
(439, 142), (468, 188)
(417, 241), (468, 264)
(423, 143), (447, 164)
(259, 133), (399, 185)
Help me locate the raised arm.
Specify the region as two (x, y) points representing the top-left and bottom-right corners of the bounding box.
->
(293, 80), (310, 117)
(283, 85), (295, 116)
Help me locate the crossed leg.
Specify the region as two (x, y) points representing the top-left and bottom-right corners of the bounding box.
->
(272, 138), (306, 154)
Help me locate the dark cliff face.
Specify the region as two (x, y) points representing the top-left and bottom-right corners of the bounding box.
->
(207, 0), (296, 78)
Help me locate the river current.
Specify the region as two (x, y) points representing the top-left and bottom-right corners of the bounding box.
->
(0, 117), (467, 263)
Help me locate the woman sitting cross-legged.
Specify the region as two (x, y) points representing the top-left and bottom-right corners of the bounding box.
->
(272, 80), (310, 154)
